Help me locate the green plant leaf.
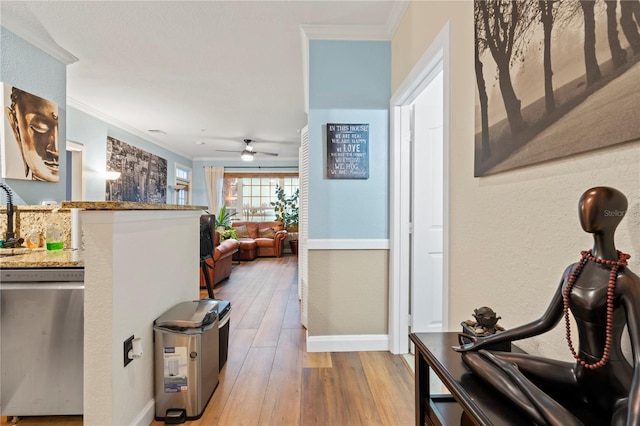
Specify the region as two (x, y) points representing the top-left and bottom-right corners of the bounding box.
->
(215, 204), (237, 229)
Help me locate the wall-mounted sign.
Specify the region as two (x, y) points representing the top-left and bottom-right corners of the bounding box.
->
(326, 123), (369, 179)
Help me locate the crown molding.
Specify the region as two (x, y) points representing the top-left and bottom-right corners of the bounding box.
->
(385, 1), (411, 39)
(301, 1), (409, 42)
(67, 97), (193, 159)
(1, 22), (78, 65)
(301, 24), (392, 41)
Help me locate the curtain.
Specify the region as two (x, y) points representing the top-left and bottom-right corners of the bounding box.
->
(204, 166), (224, 215)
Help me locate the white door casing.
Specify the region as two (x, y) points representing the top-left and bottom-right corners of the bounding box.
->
(388, 21), (451, 354)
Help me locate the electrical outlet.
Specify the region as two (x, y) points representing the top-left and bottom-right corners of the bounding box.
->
(124, 335), (134, 367)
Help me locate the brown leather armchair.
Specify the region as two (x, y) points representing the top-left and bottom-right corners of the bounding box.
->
(231, 221), (287, 260)
(200, 215), (239, 291)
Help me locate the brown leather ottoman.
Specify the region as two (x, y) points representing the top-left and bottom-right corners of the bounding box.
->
(234, 239), (257, 261)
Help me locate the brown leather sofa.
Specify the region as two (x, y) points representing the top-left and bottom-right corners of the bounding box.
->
(200, 216), (240, 289)
(231, 221), (287, 260)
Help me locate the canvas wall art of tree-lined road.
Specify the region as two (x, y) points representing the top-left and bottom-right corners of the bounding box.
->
(474, 0), (640, 177)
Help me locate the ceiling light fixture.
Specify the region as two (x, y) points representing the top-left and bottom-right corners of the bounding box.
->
(241, 149), (254, 161)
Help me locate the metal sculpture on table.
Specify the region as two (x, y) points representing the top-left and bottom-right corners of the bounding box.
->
(453, 187), (640, 426)
(460, 307), (510, 352)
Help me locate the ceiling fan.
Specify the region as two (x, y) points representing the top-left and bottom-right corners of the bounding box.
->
(216, 139), (278, 161)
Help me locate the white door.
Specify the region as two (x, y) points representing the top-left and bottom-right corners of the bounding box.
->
(410, 72), (444, 333)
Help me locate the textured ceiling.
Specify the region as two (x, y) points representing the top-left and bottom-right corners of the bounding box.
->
(1, 1), (407, 161)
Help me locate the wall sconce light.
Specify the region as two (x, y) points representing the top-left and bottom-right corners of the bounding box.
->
(105, 170), (121, 180)
(106, 170), (121, 201)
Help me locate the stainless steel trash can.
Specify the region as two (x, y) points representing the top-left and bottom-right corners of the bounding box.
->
(154, 300), (220, 423)
(216, 300), (231, 370)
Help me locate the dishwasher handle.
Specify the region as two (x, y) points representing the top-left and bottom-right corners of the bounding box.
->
(0, 282), (85, 290)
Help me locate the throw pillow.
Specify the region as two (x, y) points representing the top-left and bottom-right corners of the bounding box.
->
(234, 225), (250, 238)
(258, 227), (276, 239)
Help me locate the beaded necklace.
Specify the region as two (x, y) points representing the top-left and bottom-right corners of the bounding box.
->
(563, 249), (630, 369)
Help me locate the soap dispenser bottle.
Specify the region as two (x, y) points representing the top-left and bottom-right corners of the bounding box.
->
(45, 209), (64, 250)
(26, 226), (43, 248)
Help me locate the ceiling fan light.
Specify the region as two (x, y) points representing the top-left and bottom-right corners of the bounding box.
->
(241, 150), (254, 161)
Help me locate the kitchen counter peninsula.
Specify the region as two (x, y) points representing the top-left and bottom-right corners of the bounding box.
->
(73, 203), (203, 426)
(0, 201), (205, 425)
(0, 248), (83, 268)
(61, 201), (207, 210)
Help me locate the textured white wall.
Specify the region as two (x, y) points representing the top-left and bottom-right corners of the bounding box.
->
(82, 210), (201, 425)
(393, 0), (640, 360)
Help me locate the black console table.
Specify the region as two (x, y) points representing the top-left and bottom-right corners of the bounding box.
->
(409, 332), (534, 426)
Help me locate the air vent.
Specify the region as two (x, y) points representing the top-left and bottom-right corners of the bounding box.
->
(148, 129), (166, 134)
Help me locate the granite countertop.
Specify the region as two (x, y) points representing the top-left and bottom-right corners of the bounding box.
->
(0, 205), (67, 212)
(0, 248), (83, 268)
(61, 201), (207, 210)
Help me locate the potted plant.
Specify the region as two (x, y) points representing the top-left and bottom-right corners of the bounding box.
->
(215, 205), (236, 232)
(271, 185), (299, 254)
(218, 228), (238, 242)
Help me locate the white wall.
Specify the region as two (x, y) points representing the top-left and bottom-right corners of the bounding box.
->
(81, 209), (201, 425)
(392, 0), (640, 360)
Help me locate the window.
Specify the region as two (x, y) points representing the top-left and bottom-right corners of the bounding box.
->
(175, 164), (192, 205)
(223, 173), (298, 222)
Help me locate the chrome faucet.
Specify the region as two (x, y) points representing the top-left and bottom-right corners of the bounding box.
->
(0, 182), (15, 240)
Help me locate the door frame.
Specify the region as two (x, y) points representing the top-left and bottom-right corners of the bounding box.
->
(66, 140), (85, 201)
(389, 21), (451, 354)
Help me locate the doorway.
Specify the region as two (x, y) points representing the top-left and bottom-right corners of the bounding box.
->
(389, 22), (451, 354)
(410, 70), (444, 334)
(66, 141), (85, 201)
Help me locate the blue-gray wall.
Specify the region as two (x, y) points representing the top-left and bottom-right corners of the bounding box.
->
(308, 40), (390, 239)
(0, 27), (67, 204)
(1, 26), (194, 205)
(67, 107), (192, 202)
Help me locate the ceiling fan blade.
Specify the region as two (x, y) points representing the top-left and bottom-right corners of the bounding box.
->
(256, 151), (279, 156)
(215, 149), (241, 153)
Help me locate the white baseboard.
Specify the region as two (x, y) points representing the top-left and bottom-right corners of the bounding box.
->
(306, 334), (389, 352)
(132, 399), (155, 426)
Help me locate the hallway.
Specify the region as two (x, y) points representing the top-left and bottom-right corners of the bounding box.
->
(179, 254), (415, 425)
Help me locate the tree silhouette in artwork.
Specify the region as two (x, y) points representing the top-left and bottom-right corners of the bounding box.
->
(604, 0), (627, 69)
(478, 0), (528, 137)
(633, 1), (640, 30)
(620, 0), (640, 54)
(538, 0), (560, 114)
(474, 1), (491, 159)
(579, 1), (602, 86)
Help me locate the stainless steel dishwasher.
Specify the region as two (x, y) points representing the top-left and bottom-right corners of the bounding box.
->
(0, 267), (84, 416)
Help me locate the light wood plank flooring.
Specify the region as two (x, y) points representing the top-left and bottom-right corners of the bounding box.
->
(3, 255), (415, 426)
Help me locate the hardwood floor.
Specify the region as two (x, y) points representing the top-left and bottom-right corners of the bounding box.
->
(2, 255), (415, 426)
